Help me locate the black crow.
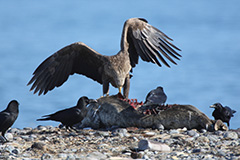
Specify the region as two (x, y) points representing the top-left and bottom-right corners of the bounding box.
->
(0, 100), (19, 142)
(28, 18), (181, 98)
(144, 86), (167, 105)
(210, 103), (236, 127)
(37, 96), (96, 129)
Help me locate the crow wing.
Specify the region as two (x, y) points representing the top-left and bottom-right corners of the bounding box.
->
(0, 112), (13, 132)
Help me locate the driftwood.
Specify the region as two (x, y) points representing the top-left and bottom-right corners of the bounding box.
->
(80, 95), (228, 131)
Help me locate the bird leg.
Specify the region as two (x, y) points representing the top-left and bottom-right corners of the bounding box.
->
(69, 126), (78, 132)
(123, 74), (130, 99)
(103, 81), (110, 97)
(0, 135), (8, 143)
(118, 86), (122, 94)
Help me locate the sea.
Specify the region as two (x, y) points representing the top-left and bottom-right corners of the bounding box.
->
(0, 0), (239, 129)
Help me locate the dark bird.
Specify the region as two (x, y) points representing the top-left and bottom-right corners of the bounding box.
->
(37, 96), (96, 129)
(144, 86), (167, 105)
(28, 18), (181, 98)
(0, 100), (19, 142)
(210, 103), (236, 127)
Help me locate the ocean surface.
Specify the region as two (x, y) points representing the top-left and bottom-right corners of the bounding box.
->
(0, 0), (239, 129)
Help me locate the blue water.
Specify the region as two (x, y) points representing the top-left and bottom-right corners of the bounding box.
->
(0, 0), (239, 129)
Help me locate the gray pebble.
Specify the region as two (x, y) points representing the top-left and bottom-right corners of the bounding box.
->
(169, 129), (179, 134)
(97, 131), (110, 137)
(217, 150), (226, 156)
(207, 135), (219, 142)
(31, 142), (46, 150)
(192, 148), (207, 153)
(23, 127), (32, 131)
(155, 123), (164, 130)
(223, 131), (239, 140)
(21, 135), (34, 141)
(185, 137), (194, 142)
(58, 153), (68, 158)
(8, 128), (20, 134)
(187, 130), (199, 137)
(12, 148), (20, 155)
(112, 128), (130, 137)
(132, 136), (138, 141)
(214, 130), (224, 136)
(86, 151), (108, 160)
(4, 133), (13, 141)
(66, 154), (76, 160)
(199, 129), (207, 133)
(45, 125), (55, 130)
(138, 139), (171, 152)
(4, 145), (15, 153)
(22, 153), (32, 157)
(41, 153), (52, 160)
(37, 125), (47, 130)
(142, 154), (150, 159)
(145, 131), (157, 136)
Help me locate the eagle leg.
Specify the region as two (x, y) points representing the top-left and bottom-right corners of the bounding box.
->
(103, 81), (110, 97)
(123, 74), (130, 99)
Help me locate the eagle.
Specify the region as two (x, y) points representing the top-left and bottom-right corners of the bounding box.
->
(28, 18), (181, 98)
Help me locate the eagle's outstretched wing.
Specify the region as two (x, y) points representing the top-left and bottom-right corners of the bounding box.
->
(121, 18), (181, 68)
(28, 42), (106, 95)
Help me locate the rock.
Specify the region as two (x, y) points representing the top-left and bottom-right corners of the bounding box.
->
(187, 130), (199, 137)
(8, 128), (20, 134)
(4, 133), (13, 141)
(217, 150), (226, 156)
(223, 131), (238, 140)
(143, 131), (157, 137)
(177, 127), (187, 132)
(4, 145), (15, 153)
(169, 129), (179, 135)
(185, 137), (194, 142)
(37, 125), (47, 131)
(66, 154), (76, 159)
(12, 148), (20, 155)
(207, 135), (219, 142)
(0, 125), (240, 159)
(138, 139), (171, 152)
(131, 151), (143, 159)
(21, 135), (34, 141)
(196, 136), (209, 143)
(97, 131), (111, 137)
(58, 153), (68, 159)
(199, 129), (207, 133)
(86, 152), (108, 160)
(192, 148), (207, 153)
(112, 128), (130, 137)
(41, 153), (52, 160)
(23, 127), (32, 131)
(31, 142), (46, 150)
(154, 123), (164, 130)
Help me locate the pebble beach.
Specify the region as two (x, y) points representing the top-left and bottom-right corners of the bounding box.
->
(1, 126), (240, 160)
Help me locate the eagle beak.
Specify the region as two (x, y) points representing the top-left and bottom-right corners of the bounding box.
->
(118, 87), (122, 94)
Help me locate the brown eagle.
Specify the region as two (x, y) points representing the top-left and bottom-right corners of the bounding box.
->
(28, 18), (181, 98)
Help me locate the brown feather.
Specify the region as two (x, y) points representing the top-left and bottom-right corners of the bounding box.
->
(28, 18), (181, 98)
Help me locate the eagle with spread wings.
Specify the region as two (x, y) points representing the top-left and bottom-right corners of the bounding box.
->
(28, 18), (181, 98)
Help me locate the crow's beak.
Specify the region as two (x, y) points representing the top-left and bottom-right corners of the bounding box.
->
(210, 104), (216, 108)
(89, 99), (98, 103)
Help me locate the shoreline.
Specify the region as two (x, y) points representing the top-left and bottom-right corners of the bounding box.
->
(1, 126), (240, 159)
